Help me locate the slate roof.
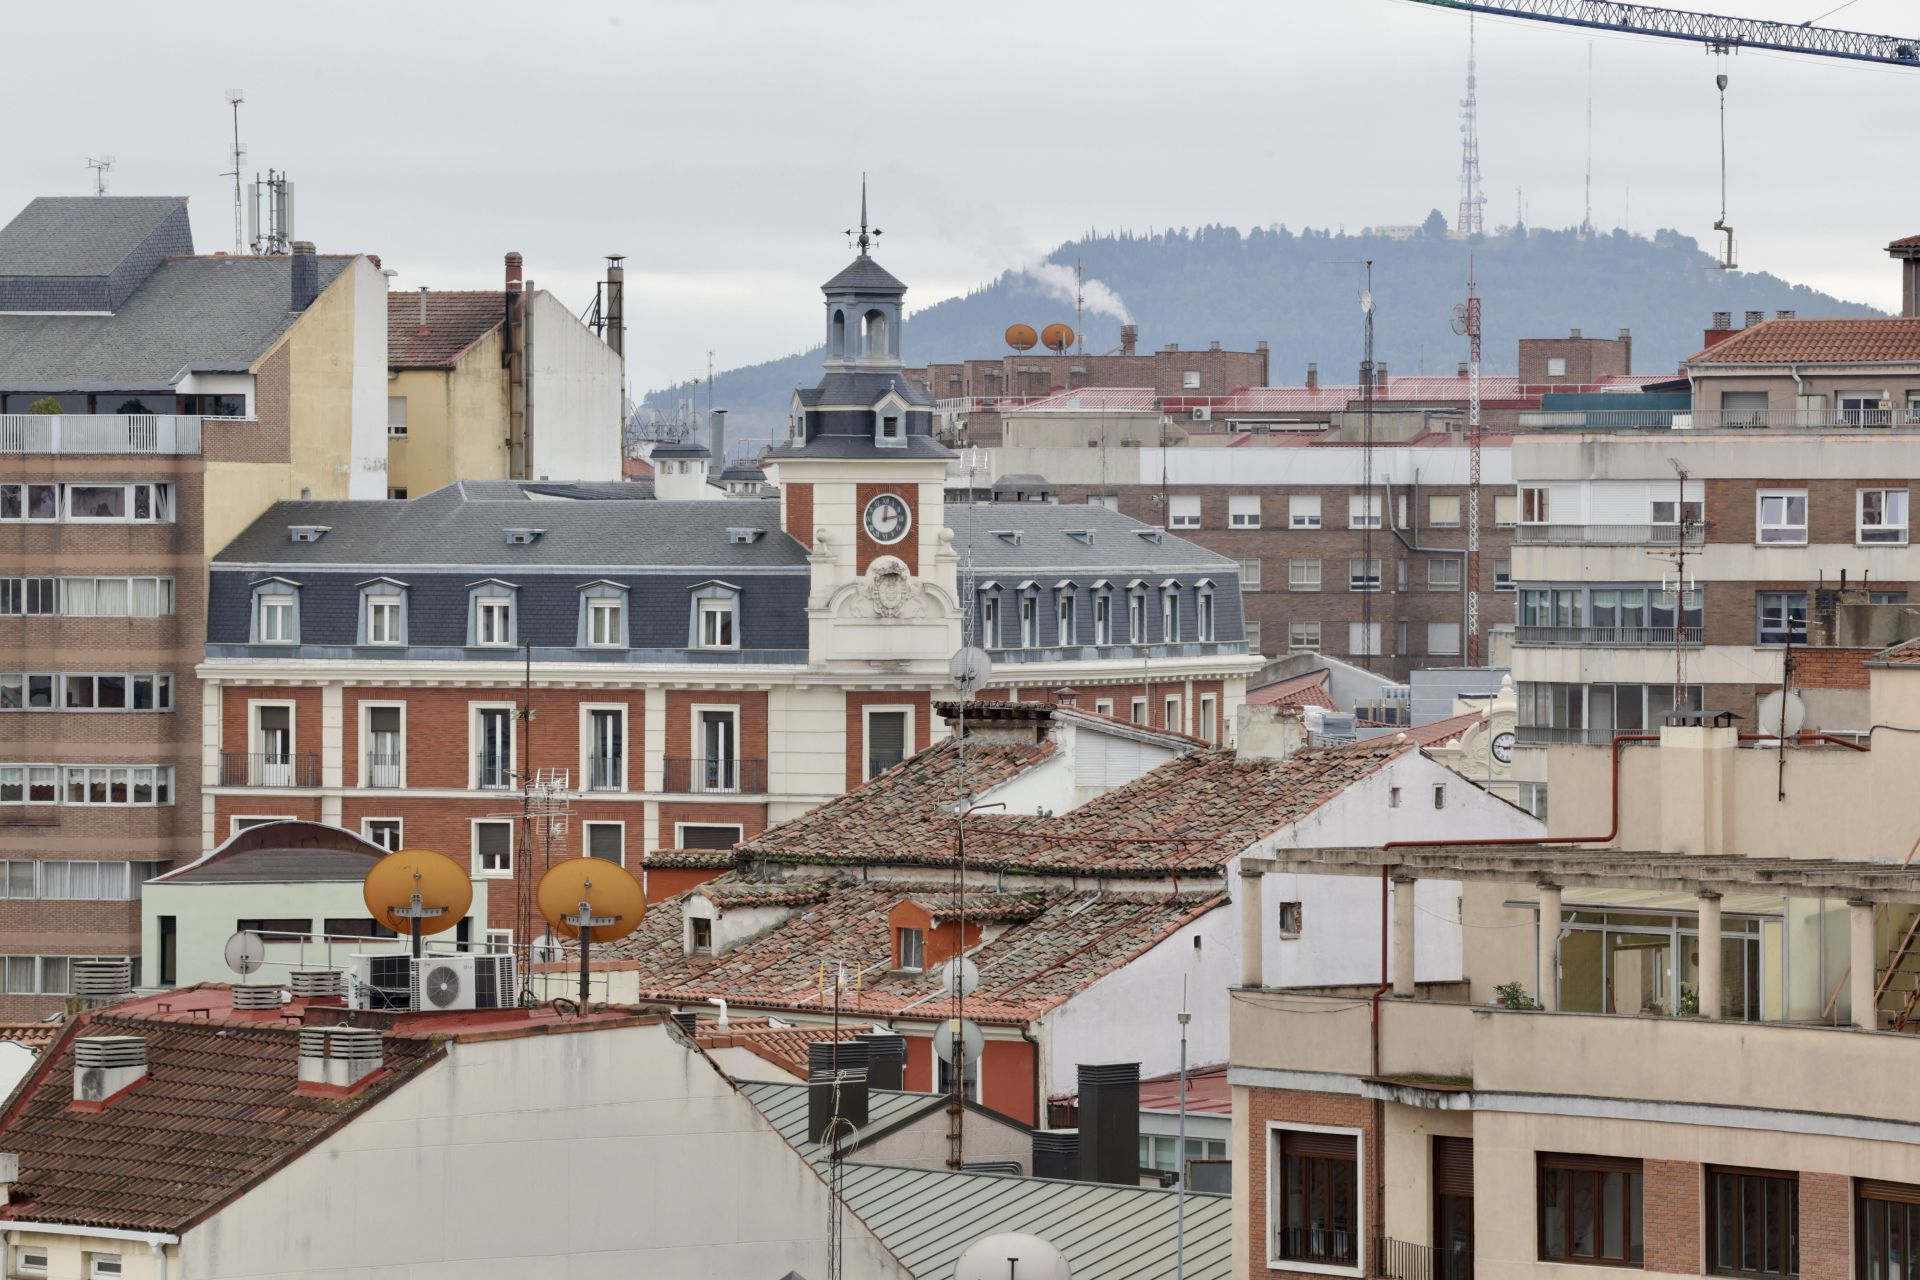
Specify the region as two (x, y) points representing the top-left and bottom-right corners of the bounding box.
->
(0, 1011), (441, 1232)
(948, 502), (1236, 576)
(742, 1083), (1231, 1280)
(822, 254), (907, 293)
(387, 290), (504, 368)
(1248, 668), (1339, 711)
(0, 254), (350, 389)
(0, 197), (186, 277)
(212, 480), (807, 570)
(1690, 317), (1920, 365)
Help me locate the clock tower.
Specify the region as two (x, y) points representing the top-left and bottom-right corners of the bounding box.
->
(765, 184), (960, 672)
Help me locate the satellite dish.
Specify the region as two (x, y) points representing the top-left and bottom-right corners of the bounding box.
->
(1755, 689), (1806, 738)
(933, 1015), (984, 1067)
(1040, 322), (1075, 354)
(224, 930), (266, 977)
(1004, 323), (1039, 352)
(949, 646), (991, 698)
(940, 956), (981, 998)
(955, 1233), (1072, 1280)
(363, 849), (472, 936)
(536, 858), (647, 943)
(1450, 302), (1470, 336)
(1360, 289), (1374, 315)
(530, 934), (567, 965)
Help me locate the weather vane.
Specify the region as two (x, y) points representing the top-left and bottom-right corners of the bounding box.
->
(844, 173), (882, 255)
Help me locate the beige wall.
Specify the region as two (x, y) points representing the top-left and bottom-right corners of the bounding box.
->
(0, 1234), (177, 1280)
(387, 329), (510, 496)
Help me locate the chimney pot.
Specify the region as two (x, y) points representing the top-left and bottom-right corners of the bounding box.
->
(298, 1025), (384, 1092)
(709, 408), (729, 465)
(1712, 311), (1733, 330)
(1256, 339), (1269, 352)
(1208, 339), (1222, 352)
(1569, 328), (1582, 339)
(1745, 310), (1766, 329)
(72, 1035), (148, 1108)
(1376, 362), (1387, 387)
(854, 1033), (907, 1090)
(290, 240), (319, 312)
(71, 957), (132, 1005)
(1053, 686), (1079, 707)
(1618, 328), (1631, 340)
(505, 252), (524, 290)
(231, 984), (285, 1012)
(1119, 323), (1138, 357)
(1457, 361), (1469, 377)
(1775, 310), (1795, 321)
(1305, 363), (1319, 390)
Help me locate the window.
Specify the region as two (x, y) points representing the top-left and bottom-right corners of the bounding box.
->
(365, 705), (403, 787)
(586, 708), (624, 790)
(90, 1255), (123, 1279)
(1288, 559), (1322, 593)
(1858, 1180), (1920, 1280)
(1348, 559), (1382, 592)
(689, 917), (714, 952)
(1348, 493), (1381, 529)
(1289, 621), (1321, 652)
(1278, 901), (1304, 937)
(1521, 487), (1549, 523)
(1198, 588), (1216, 641)
(1494, 557), (1514, 591)
(1429, 495), (1461, 527)
(1230, 495), (1262, 528)
(1127, 591), (1146, 643)
(1707, 1167), (1797, 1277)
(364, 818), (403, 852)
(1494, 493), (1518, 527)
(1164, 696), (1181, 730)
(980, 593), (1000, 647)
(1239, 559), (1262, 591)
(474, 594), (514, 646)
(1179, 369), (1202, 390)
(1757, 592), (1808, 646)
(878, 414), (901, 444)
(0, 578), (56, 616)
(1547, 356), (1567, 377)
(1838, 391), (1889, 426)
(1650, 497), (1704, 526)
(1273, 1128), (1359, 1268)
(1289, 495), (1322, 529)
(937, 1039), (982, 1102)
(366, 595), (403, 645)
(1161, 589), (1179, 641)
(1093, 591), (1113, 645)
(388, 487), (408, 500)
(897, 926), (925, 971)
(1094, 698), (1114, 716)
(587, 596), (625, 647)
(0, 484), (56, 521)
(1429, 622), (1461, 655)
(585, 821), (624, 863)
(1130, 697), (1147, 725)
(486, 928), (514, 954)
(1429, 558), (1462, 591)
(1199, 692), (1218, 742)
(866, 709), (909, 780)
(677, 823), (743, 850)
(2, 483), (173, 524)
(1169, 495), (1201, 529)
(1, 766), (170, 807)
(1432, 783), (1447, 810)
(474, 706), (514, 789)
(1141, 1134), (1228, 1174)
(1859, 488), (1909, 544)
(1246, 621), (1262, 653)
(1348, 622), (1382, 656)
(1537, 1153), (1643, 1265)
(17, 1245), (48, 1274)
(1020, 592), (1040, 647)
(472, 820), (513, 877)
(1757, 490), (1807, 544)
(387, 396), (409, 437)
(237, 917), (313, 944)
(325, 917), (398, 941)
(254, 585), (298, 644)
(689, 584), (738, 649)
(1057, 591), (1077, 645)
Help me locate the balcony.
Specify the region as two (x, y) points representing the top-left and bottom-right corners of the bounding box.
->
(474, 754), (514, 790)
(1520, 407), (1920, 433)
(1514, 725), (1618, 747)
(661, 756), (766, 795)
(1515, 523), (1703, 546)
(585, 753), (625, 792)
(1514, 625), (1701, 647)
(364, 752), (403, 788)
(0, 414), (207, 455)
(1376, 1236), (1472, 1280)
(220, 751), (319, 788)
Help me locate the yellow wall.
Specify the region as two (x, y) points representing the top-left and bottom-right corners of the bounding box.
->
(387, 329), (509, 495)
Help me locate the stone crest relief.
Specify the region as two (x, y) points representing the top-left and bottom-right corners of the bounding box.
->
(847, 555), (932, 619)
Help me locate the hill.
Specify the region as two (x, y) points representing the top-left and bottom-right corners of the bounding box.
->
(643, 218), (1881, 457)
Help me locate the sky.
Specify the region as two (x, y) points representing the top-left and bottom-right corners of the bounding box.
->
(3, 0), (1916, 397)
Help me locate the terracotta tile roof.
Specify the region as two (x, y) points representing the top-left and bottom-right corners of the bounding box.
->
(1689, 318), (1920, 365)
(1891, 235), (1920, 249)
(1339, 711), (1482, 750)
(0, 1010), (442, 1233)
(387, 290), (505, 368)
(1870, 637), (1920, 665)
(1248, 669), (1339, 711)
(918, 891), (1046, 923)
(693, 1016), (878, 1078)
(644, 848), (739, 870)
(598, 879), (1225, 1024)
(697, 879), (833, 908)
(0, 1022), (60, 1049)
(1055, 1063), (1231, 1117)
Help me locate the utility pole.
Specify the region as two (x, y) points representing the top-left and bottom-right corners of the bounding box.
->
(223, 91), (246, 257)
(1361, 263), (1376, 670)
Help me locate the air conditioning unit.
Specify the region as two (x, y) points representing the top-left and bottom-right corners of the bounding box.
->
(413, 955), (479, 1010)
(348, 953), (414, 1011)
(348, 954), (515, 1011)
(1191, 406), (1211, 422)
(473, 953), (517, 1009)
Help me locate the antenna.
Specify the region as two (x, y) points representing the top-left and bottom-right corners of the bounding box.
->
(1582, 42), (1595, 236)
(223, 90), (246, 257)
(1649, 459), (1698, 713)
(85, 156), (114, 198)
(1074, 259), (1085, 355)
(1456, 16), (1486, 237)
(1453, 261), (1484, 665)
(1711, 55), (1737, 269)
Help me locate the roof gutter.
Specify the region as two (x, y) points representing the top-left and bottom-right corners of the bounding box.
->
(1, 1221), (179, 1245)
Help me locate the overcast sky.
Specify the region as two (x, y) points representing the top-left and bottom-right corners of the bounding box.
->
(5, 0), (1915, 395)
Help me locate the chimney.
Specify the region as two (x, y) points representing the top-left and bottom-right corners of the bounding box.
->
(290, 241), (318, 312)
(232, 984), (286, 1013)
(709, 408), (728, 466)
(808, 1039), (871, 1083)
(1618, 327), (1633, 373)
(1053, 686), (1079, 708)
(1305, 363), (1319, 390)
(1375, 361), (1387, 388)
(1569, 327), (1582, 339)
(297, 1026), (384, 1093)
(855, 1033), (907, 1090)
(1119, 323), (1138, 356)
(289, 969), (345, 999)
(1890, 238), (1920, 317)
(1457, 361), (1469, 378)
(0, 1152), (17, 1206)
(71, 957), (132, 1007)
(1077, 1062), (1140, 1185)
(1744, 309), (1766, 329)
(1704, 312), (1738, 349)
(1208, 339), (1222, 352)
(1235, 703), (1306, 763)
(807, 1068), (869, 1145)
(1712, 310), (1733, 330)
(505, 251), (523, 292)
(71, 1035), (147, 1109)
(1775, 310), (1795, 321)
(416, 285), (430, 338)
(604, 254), (626, 356)
(1032, 1129), (1080, 1179)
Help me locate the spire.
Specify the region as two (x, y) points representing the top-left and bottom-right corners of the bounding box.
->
(845, 173), (882, 257)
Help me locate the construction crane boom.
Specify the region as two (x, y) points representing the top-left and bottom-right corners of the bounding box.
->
(1404, 1), (1919, 66)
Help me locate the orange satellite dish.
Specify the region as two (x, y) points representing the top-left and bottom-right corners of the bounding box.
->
(1004, 323), (1039, 352)
(537, 858), (647, 944)
(363, 849), (472, 936)
(1040, 322), (1075, 354)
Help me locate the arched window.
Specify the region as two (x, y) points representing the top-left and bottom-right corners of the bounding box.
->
(863, 309), (889, 359)
(831, 309), (847, 356)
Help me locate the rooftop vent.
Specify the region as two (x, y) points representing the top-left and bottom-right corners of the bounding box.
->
(994, 531), (1022, 546)
(297, 1025), (384, 1093)
(503, 527), (545, 546)
(232, 984), (285, 1012)
(72, 1035), (147, 1108)
(72, 957), (132, 1006)
(1776, 309), (1796, 321)
(1712, 311), (1733, 330)
(1064, 529), (1095, 545)
(288, 525), (329, 543)
(1745, 310), (1767, 328)
(1136, 529), (1164, 544)
(289, 969), (344, 999)
(1032, 1129), (1079, 1179)
(726, 527), (766, 544)
(853, 1032), (907, 1090)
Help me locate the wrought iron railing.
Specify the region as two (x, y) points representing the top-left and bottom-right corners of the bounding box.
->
(365, 751), (403, 788)
(1374, 1235), (1473, 1280)
(1514, 625), (1702, 647)
(586, 753), (625, 791)
(220, 751), (319, 788)
(474, 753), (515, 790)
(662, 757), (767, 795)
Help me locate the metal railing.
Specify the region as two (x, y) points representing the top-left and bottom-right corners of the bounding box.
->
(661, 756), (766, 795)
(364, 751), (403, 788)
(1515, 725), (1617, 746)
(220, 751), (319, 788)
(0, 414), (209, 455)
(1522, 407), (1920, 433)
(1516, 523), (1703, 545)
(585, 753), (625, 791)
(1514, 625), (1702, 647)
(474, 753), (514, 790)
(1276, 1227), (1358, 1269)
(1375, 1235), (1473, 1280)
(867, 752), (905, 779)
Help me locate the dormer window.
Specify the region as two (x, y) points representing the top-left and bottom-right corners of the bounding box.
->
(689, 581), (742, 650)
(577, 582), (628, 649)
(691, 917), (714, 953)
(1128, 582), (1148, 644)
(897, 926), (925, 972)
(250, 580), (300, 645)
(977, 582), (1001, 648)
(357, 579), (407, 646)
(1093, 583), (1114, 645)
(1197, 579), (1217, 642)
(1055, 581), (1078, 646)
(1018, 583), (1041, 648)
(468, 582), (518, 648)
(1161, 581), (1181, 642)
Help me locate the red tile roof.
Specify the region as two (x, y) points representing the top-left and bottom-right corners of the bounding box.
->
(1890, 235), (1920, 249)
(1342, 710), (1483, 750)
(0, 1022), (60, 1050)
(1690, 318), (1920, 365)
(387, 291), (506, 368)
(693, 1016), (877, 1078)
(1249, 669), (1339, 711)
(645, 848), (738, 870)
(1870, 637), (1920, 665)
(1055, 1063), (1230, 1117)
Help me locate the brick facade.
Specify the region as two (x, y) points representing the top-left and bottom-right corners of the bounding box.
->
(1799, 1170), (1852, 1280)
(1242, 1086), (1379, 1279)
(1517, 333), (1632, 385)
(843, 690), (932, 790)
(1641, 1157), (1701, 1273)
(783, 481), (813, 550)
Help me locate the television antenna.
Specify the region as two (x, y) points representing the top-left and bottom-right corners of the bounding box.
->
(85, 156), (114, 198)
(222, 90), (246, 256)
(1450, 260), (1484, 665)
(536, 857), (645, 1008)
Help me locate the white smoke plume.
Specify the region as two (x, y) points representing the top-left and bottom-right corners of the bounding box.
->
(1019, 259), (1134, 325)
(921, 194), (1134, 328)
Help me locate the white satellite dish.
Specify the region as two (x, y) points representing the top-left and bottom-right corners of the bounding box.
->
(224, 930), (266, 977)
(949, 646), (991, 698)
(1755, 689), (1806, 738)
(530, 934), (566, 965)
(933, 1015), (984, 1067)
(940, 956), (981, 998)
(955, 1233), (1072, 1280)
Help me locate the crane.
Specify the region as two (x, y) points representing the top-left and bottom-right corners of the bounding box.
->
(1403, 2), (1918, 65)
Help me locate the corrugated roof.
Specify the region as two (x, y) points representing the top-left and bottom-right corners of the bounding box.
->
(0, 197), (186, 277)
(387, 290), (504, 368)
(1690, 317), (1920, 365)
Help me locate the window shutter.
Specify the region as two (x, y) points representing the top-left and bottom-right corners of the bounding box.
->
(868, 712), (906, 761)
(1860, 1180), (1920, 1205)
(1433, 1136), (1474, 1197)
(1281, 1130), (1356, 1160)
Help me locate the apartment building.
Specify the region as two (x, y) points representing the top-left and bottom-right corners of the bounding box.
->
(1229, 656), (1920, 1280)
(958, 438), (1519, 681)
(384, 253), (624, 498)
(0, 196), (388, 1017)
(1508, 306), (1920, 813)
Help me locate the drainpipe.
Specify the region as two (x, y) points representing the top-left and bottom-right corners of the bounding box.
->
(1389, 472), (1472, 668)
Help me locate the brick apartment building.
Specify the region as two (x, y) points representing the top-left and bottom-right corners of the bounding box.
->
(0, 196), (388, 1017)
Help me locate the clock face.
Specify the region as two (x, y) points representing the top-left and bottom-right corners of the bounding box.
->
(1491, 731), (1516, 765)
(863, 493), (912, 545)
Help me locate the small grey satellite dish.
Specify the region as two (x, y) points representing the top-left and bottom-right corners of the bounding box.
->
(949, 646), (991, 698)
(933, 1015), (984, 1067)
(1755, 689), (1806, 738)
(940, 956), (981, 998)
(224, 930), (266, 977)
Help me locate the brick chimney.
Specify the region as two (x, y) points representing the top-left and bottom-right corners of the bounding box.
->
(290, 241), (318, 312)
(1891, 238), (1920, 317)
(1618, 327), (1632, 373)
(1703, 311), (1738, 349)
(1305, 363), (1318, 390)
(505, 251), (523, 292)
(1119, 323), (1138, 356)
